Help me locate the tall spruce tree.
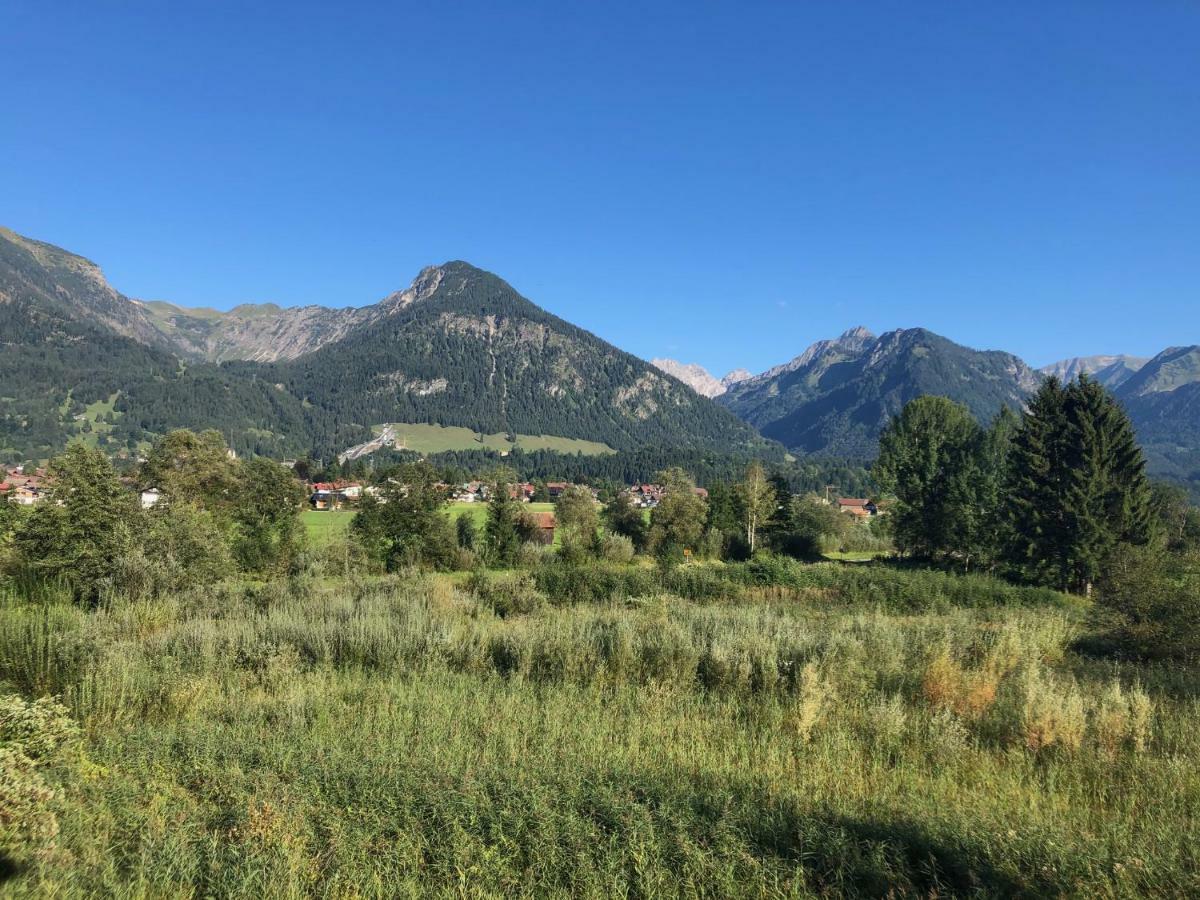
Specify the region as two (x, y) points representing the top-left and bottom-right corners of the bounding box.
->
(1006, 376), (1151, 592)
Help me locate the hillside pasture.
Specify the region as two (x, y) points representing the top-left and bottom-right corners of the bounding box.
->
(375, 422), (614, 456)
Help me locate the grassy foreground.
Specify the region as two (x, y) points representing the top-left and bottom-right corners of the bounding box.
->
(1, 565), (1198, 896)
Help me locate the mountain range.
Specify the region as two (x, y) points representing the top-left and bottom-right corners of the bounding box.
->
(656, 335), (1200, 489)
(2, 226), (1196, 493)
(1039, 355), (1149, 389)
(0, 227), (768, 462)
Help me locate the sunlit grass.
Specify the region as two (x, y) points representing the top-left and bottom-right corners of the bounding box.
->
(1, 568), (1197, 895)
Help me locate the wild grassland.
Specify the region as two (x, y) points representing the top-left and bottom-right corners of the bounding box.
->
(0, 565), (1197, 896)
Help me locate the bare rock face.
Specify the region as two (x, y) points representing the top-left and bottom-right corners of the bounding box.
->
(721, 369), (753, 389)
(651, 359), (728, 397)
(139, 265), (458, 362)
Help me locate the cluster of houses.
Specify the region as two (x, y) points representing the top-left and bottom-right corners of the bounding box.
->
(308, 481), (365, 510)
(2, 465), (168, 511)
(448, 481), (588, 504)
(0, 465), (49, 506)
(624, 483), (709, 509)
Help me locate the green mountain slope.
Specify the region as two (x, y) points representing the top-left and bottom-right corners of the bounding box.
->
(230, 262), (769, 455)
(720, 327), (1041, 458)
(1117, 345), (1200, 397)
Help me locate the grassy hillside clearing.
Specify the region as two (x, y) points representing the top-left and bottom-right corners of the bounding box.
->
(373, 422), (614, 456)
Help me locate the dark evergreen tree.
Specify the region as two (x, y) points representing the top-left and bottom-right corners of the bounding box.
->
(1006, 376), (1152, 592)
(456, 513), (478, 551)
(484, 490), (524, 568)
(602, 492), (648, 551)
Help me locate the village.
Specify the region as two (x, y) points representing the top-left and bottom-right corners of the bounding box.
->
(3, 462), (883, 533)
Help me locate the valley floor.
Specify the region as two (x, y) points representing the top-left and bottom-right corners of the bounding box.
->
(1, 566), (1198, 896)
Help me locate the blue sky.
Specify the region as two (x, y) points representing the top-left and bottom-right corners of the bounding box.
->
(2, 2), (1197, 373)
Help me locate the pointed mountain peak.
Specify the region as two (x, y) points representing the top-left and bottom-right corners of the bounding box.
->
(838, 325), (875, 344)
(375, 261), (506, 312)
(721, 368), (753, 388)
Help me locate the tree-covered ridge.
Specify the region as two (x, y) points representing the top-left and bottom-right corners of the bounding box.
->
(720, 327), (1041, 458)
(230, 261), (771, 455)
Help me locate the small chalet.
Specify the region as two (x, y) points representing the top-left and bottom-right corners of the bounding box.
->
(528, 511), (556, 544)
(309, 481), (363, 510)
(507, 483), (536, 502)
(5, 474), (49, 506)
(836, 498), (878, 518)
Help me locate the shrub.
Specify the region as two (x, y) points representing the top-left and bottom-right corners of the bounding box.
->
(0, 695), (79, 761)
(467, 571), (545, 618)
(1083, 545), (1200, 662)
(533, 563), (658, 605)
(1092, 680), (1154, 754)
(597, 534), (635, 565)
(994, 664), (1086, 754)
(0, 694), (79, 866)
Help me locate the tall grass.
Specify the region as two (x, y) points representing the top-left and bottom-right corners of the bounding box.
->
(0, 567), (1197, 896)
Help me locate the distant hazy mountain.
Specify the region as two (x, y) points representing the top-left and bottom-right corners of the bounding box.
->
(1113, 346), (1200, 492)
(651, 359), (727, 397)
(1041, 355), (1148, 389)
(0, 226), (770, 460)
(1116, 345), (1200, 397)
(650, 360), (753, 398)
(719, 327), (1041, 458)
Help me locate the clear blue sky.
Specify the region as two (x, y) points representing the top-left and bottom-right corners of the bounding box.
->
(3, 2), (1197, 373)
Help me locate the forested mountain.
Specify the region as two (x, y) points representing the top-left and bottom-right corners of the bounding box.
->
(241, 262), (768, 455)
(1041, 355), (1148, 389)
(719, 327), (1041, 458)
(0, 228), (769, 462)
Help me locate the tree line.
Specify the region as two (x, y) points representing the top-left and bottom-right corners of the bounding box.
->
(1, 430), (304, 603)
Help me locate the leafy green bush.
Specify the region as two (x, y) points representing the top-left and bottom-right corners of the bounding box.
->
(0, 694), (79, 868)
(467, 571), (545, 618)
(533, 563), (658, 605)
(1081, 545), (1200, 662)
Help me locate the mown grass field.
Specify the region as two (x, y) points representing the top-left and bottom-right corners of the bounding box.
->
(1, 561), (1198, 896)
(300, 508), (356, 547)
(375, 422), (614, 456)
(304, 502), (560, 551)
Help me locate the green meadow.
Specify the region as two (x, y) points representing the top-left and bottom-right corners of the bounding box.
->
(1, 562), (1198, 896)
